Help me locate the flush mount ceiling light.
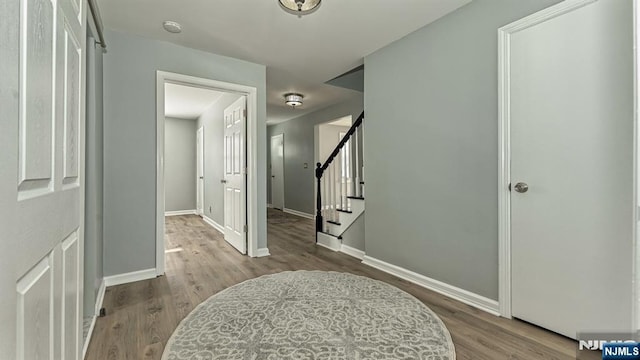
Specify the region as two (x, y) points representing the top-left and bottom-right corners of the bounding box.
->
(163, 20), (182, 34)
(279, 0), (321, 15)
(284, 93), (304, 108)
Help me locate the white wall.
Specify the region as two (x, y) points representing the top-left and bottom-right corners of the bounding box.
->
(318, 124), (350, 163)
(164, 117), (197, 212)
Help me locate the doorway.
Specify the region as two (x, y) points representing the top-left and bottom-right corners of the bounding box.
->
(156, 71), (260, 275)
(270, 134), (285, 210)
(498, 0), (636, 339)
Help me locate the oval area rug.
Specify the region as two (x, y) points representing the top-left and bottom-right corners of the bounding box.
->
(162, 271), (455, 359)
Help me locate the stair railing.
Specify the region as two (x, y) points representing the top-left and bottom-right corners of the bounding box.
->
(315, 111), (364, 237)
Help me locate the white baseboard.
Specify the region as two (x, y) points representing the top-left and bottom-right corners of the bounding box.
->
(362, 256), (500, 316)
(202, 215), (225, 234)
(340, 244), (365, 260)
(317, 232), (341, 251)
(82, 279), (106, 358)
(95, 279), (106, 314)
(255, 248), (271, 257)
(165, 209), (197, 216)
(104, 268), (157, 287)
(283, 208), (314, 220)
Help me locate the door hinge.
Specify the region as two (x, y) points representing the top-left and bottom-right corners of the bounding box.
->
(243, 109), (247, 118)
(244, 167), (248, 175)
(243, 224), (248, 233)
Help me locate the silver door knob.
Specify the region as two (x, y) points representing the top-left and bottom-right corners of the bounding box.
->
(514, 182), (529, 193)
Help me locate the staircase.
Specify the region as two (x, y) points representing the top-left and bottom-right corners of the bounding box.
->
(315, 111), (365, 251)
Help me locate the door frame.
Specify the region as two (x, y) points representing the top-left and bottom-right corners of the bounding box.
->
(270, 133), (285, 210)
(497, 0), (640, 332)
(196, 126), (204, 216)
(156, 71), (259, 275)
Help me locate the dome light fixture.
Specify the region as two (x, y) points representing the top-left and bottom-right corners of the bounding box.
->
(284, 93), (304, 108)
(163, 20), (182, 34)
(279, 0), (321, 15)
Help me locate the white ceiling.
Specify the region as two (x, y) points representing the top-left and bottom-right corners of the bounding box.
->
(98, 0), (471, 124)
(164, 83), (224, 120)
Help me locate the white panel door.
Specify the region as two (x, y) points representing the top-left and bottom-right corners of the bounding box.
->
(0, 0), (86, 358)
(196, 127), (204, 216)
(223, 97), (247, 254)
(510, 0), (633, 339)
(270, 134), (284, 210)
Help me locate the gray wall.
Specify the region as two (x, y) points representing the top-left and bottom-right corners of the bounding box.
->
(84, 36), (104, 316)
(363, 0), (560, 300)
(197, 93), (242, 226)
(267, 94), (363, 214)
(103, 30), (267, 276)
(164, 117), (197, 212)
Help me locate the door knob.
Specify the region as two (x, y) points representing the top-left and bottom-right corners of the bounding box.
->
(514, 182), (529, 193)
(221, 179), (227, 184)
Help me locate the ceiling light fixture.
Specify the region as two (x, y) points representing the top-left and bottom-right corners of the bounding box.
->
(163, 20), (182, 34)
(278, 0), (321, 15)
(284, 93), (304, 108)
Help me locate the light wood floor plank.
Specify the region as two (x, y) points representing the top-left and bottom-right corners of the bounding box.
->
(85, 209), (596, 360)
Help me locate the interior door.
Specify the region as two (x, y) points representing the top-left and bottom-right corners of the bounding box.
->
(510, 0), (633, 339)
(223, 96), (247, 254)
(270, 134), (284, 210)
(196, 126), (204, 216)
(0, 0), (86, 358)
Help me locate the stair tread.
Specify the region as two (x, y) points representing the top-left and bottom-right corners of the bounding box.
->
(347, 196), (365, 200)
(327, 220), (342, 225)
(336, 209), (352, 213)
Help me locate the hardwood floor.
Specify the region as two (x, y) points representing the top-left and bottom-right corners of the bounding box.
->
(85, 209), (592, 359)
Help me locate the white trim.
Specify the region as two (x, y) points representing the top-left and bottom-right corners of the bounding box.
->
(340, 244), (365, 260)
(634, 0), (640, 334)
(362, 256), (500, 316)
(283, 208), (314, 220)
(255, 248), (271, 257)
(316, 232), (341, 251)
(156, 71), (260, 275)
(104, 268), (157, 287)
(497, 0), (598, 319)
(94, 279), (106, 316)
(165, 209), (197, 217)
(82, 279), (106, 358)
(202, 215), (225, 234)
(196, 126), (204, 216)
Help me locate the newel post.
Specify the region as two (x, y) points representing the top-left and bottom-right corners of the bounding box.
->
(315, 163), (323, 238)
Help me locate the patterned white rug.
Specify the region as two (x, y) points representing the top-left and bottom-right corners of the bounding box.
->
(162, 271), (455, 359)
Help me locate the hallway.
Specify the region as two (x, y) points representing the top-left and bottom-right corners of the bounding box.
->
(85, 210), (590, 360)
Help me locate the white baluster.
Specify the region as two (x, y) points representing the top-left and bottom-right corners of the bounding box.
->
(354, 128), (360, 198)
